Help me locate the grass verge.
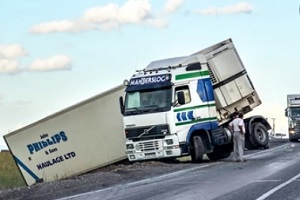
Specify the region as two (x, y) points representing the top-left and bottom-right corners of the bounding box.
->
(0, 151), (26, 189)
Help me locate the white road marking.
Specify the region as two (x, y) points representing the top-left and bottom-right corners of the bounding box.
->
(255, 173), (300, 200)
(254, 180), (280, 183)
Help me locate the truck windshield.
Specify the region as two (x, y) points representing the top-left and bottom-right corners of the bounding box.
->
(124, 88), (172, 116)
(291, 107), (300, 118)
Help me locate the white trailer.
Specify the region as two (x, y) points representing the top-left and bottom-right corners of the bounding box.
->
(4, 85), (126, 186)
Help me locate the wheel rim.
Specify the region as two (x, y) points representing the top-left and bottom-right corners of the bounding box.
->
(255, 127), (266, 142)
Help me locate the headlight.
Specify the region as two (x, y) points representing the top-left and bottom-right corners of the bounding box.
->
(126, 144), (134, 149)
(136, 144), (141, 151)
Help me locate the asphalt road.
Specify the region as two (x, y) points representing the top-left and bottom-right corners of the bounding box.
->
(61, 139), (300, 200)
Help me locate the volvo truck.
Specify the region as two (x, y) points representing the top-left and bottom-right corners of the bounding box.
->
(285, 94), (300, 142)
(119, 38), (271, 162)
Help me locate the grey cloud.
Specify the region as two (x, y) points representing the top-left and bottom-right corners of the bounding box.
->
(193, 2), (253, 16)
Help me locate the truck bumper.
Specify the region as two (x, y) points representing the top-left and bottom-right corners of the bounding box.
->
(289, 133), (300, 140)
(126, 136), (182, 161)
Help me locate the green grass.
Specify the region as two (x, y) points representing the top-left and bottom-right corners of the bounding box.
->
(0, 151), (26, 189)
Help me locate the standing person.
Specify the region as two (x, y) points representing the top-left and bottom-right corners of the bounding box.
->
(230, 112), (246, 162)
(229, 111), (238, 134)
(230, 112), (239, 123)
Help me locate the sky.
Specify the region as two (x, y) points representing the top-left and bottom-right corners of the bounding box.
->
(0, 0), (299, 149)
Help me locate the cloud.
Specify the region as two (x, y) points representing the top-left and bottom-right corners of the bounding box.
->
(0, 59), (23, 75)
(30, 0), (166, 34)
(29, 55), (72, 72)
(0, 44), (26, 75)
(193, 2), (253, 16)
(0, 44), (27, 59)
(30, 20), (77, 34)
(147, 18), (168, 28)
(164, 0), (184, 13)
(0, 43), (72, 75)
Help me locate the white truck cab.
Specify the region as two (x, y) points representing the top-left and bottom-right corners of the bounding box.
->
(120, 38), (271, 162)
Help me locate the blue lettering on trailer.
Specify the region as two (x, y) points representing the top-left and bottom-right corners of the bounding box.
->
(27, 131), (68, 155)
(36, 151), (76, 170)
(13, 155), (40, 181)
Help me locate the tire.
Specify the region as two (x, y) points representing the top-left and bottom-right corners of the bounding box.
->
(191, 136), (204, 163)
(245, 136), (257, 150)
(252, 122), (269, 147)
(206, 144), (232, 161)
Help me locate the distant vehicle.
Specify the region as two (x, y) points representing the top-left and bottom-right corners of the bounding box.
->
(285, 94), (300, 142)
(119, 38), (271, 163)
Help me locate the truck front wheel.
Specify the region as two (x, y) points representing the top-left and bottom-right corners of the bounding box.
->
(191, 136), (204, 163)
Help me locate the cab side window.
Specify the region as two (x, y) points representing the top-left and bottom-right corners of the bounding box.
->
(175, 86), (191, 105)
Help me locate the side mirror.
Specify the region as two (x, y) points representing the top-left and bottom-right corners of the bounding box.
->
(177, 91), (185, 105)
(285, 108), (288, 117)
(119, 96), (124, 115)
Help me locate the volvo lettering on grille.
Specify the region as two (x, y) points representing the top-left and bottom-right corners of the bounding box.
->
(137, 126), (155, 138)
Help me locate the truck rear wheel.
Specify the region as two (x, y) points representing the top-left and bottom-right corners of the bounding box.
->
(252, 122), (269, 147)
(191, 136), (204, 163)
(246, 122), (269, 149)
(206, 144), (232, 161)
(245, 136), (258, 150)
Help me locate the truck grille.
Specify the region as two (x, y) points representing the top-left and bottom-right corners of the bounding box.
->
(295, 120), (300, 133)
(137, 141), (161, 152)
(126, 125), (169, 140)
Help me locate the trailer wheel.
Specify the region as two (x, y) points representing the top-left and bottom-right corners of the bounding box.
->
(191, 136), (204, 163)
(206, 144), (232, 161)
(252, 122), (269, 147)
